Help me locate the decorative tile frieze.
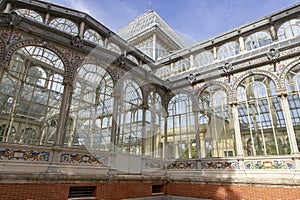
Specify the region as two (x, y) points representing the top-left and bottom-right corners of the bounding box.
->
(244, 160), (295, 170)
(0, 148), (50, 162)
(200, 161), (241, 170)
(60, 152), (108, 165)
(144, 159), (165, 169)
(167, 161), (197, 170)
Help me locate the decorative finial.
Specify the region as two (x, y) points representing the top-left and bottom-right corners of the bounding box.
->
(148, 0), (152, 12)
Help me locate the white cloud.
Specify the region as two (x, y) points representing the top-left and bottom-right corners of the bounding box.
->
(64, 0), (90, 14)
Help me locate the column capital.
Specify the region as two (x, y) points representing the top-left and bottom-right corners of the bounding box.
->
(162, 111), (168, 118)
(229, 101), (238, 107)
(277, 90), (288, 98)
(141, 103), (149, 110)
(63, 77), (73, 86)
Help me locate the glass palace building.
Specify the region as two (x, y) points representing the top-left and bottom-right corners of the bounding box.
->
(0, 0), (300, 199)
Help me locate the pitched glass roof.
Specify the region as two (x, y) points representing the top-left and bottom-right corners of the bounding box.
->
(117, 10), (186, 48)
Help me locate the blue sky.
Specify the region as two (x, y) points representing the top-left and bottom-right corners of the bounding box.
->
(46, 0), (300, 44)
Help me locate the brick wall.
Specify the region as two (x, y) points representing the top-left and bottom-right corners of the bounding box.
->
(0, 182), (299, 200)
(166, 183), (300, 200)
(0, 183), (153, 200)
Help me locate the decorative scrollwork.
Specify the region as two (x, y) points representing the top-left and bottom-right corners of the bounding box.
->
(223, 62), (233, 74)
(116, 55), (126, 67)
(164, 79), (173, 90)
(71, 35), (83, 48)
(223, 62), (233, 82)
(267, 48), (280, 71)
(186, 73), (196, 85)
(267, 48), (280, 61)
(6, 11), (21, 26)
(146, 70), (153, 81)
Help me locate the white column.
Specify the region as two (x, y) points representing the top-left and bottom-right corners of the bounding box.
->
(280, 94), (299, 155)
(231, 103), (244, 157)
(190, 54), (194, 69)
(79, 21), (85, 38)
(141, 105), (147, 156)
(194, 110), (201, 158)
(163, 111), (168, 159)
(45, 13), (51, 25)
(213, 46), (217, 60)
(55, 79), (73, 146)
(239, 36), (245, 52)
(270, 25), (277, 42)
(110, 93), (120, 151)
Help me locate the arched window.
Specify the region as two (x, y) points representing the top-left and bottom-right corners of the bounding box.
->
(277, 19), (300, 40)
(285, 63), (300, 151)
(172, 58), (190, 75)
(199, 85), (234, 158)
(237, 75), (289, 156)
(84, 29), (104, 46)
(217, 41), (240, 60)
(155, 65), (171, 79)
(0, 46), (64, 145)
(15, 9), (43, 23)
(127, 54), (139, 65)
(49, 18), (78, 35)
(168, 94), (195, 159)
(194, 51), (214, 67)
(68, 64), (114, 150)
(117, 79), (143, 155)
(0, 124), (16, 143)
(245, 32), (272, 51)
(146, 91), (164, 158)
(107, 43), (122, 54)
(20, 128), (37, 144)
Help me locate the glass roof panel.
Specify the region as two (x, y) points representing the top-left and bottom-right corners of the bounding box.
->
(118, 11), (186, 48)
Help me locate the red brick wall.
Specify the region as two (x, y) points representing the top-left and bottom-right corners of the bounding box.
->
(0, 184), (69, 200)
(166, 183), (300, 200)
(0, 183), (154, 200)
(0, 182), (299, 200)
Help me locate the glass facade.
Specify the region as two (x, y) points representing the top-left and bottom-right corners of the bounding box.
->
(0, 4), (300, 164)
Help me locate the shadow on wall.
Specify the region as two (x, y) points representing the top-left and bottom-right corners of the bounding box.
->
(164, 176), (242, 200)
(123, 196), (210, 200)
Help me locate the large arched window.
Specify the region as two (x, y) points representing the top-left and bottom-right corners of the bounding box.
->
(237, 75), (289, 156)
(199, 85), (234, 158)
(277, 19), (300, 41)
(167, 94), (195, 159)
(0, 46), (64, 145)
(245, 32), (272, 51)
(285, 63), (300, 151)
(67, 64), (114, 150)
(117, 79), (143, 155)
(145, 91), (164, 158)
(217, 41), (240, 60)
